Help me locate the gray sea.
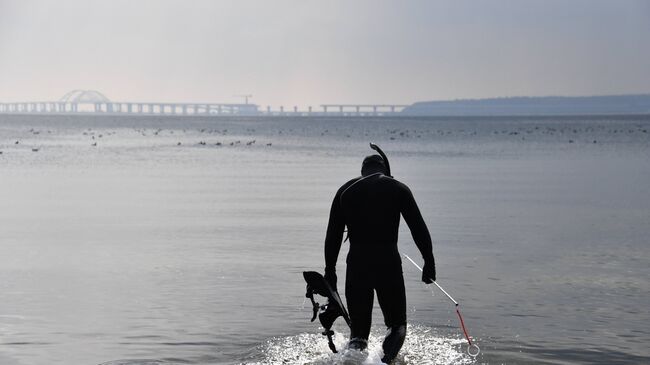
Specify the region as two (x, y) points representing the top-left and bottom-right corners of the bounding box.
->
(1, 114), (649, 365)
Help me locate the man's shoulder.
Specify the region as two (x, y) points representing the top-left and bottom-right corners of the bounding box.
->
(379, 175), (409, 189)
(335, 176), (363, 195)
(380, 176), (415, 200)
(345, 176), (363, 185)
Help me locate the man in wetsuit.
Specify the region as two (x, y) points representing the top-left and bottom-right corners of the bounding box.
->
(323, 153), (436, 364)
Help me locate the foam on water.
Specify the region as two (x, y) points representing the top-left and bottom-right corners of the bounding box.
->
(245, 324), (475, 365)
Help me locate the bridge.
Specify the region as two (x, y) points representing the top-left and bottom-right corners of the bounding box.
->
(0, 90), (408, 117)
(0, 90), (259, 116)
(319, 104), (409, 114)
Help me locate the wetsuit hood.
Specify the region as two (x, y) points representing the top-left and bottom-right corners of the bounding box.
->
(361, 154), (387, 176)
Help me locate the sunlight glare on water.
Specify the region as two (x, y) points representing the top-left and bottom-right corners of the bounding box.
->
(246, 324), (474, 365)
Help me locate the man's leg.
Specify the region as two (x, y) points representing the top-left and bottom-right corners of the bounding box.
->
(345, 265), (374, 350)
(381, 324), (406, 363)
(376, 271), (407, 363)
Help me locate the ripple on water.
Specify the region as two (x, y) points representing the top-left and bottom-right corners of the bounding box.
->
(98, 360), (164, 365)
(244, 324), (475, 365)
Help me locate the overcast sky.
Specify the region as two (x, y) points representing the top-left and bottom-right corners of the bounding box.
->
(0, 0), (648, 107)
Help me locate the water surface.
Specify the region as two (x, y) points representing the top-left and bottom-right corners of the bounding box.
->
(1, 114), (649, 364)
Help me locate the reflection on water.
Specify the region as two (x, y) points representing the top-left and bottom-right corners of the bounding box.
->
(1, 114), (649, 364)
(245, 324), (473, 365)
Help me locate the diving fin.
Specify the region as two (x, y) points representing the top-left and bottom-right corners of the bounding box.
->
(303, 271), (351, 353)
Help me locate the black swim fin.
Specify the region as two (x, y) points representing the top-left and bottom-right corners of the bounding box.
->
(303, 271), (351, 353)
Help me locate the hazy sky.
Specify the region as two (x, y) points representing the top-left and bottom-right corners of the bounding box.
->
(0, 0), (649, 107)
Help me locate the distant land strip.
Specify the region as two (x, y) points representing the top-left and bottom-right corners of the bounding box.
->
(402, 94), (650, 116)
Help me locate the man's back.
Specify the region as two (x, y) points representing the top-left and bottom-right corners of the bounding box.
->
(338, 173), (406, 268)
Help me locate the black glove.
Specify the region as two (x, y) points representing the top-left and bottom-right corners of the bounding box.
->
(324, 267), (337, 291)
(422, 261), (436, 284)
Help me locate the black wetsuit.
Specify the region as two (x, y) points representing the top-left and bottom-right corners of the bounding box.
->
(324, 172), (435, 341)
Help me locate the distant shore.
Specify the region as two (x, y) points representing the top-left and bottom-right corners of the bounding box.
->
(403, 94), (650, 116)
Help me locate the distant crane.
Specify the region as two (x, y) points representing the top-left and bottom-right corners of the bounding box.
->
(234, 94), (253, 105)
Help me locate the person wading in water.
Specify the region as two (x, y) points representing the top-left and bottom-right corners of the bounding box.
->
(323, 146), (436, 364)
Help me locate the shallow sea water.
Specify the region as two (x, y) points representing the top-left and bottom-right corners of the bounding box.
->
(0, 114), (649, 365)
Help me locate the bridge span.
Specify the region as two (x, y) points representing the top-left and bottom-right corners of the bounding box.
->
(0, 90), (258, 116)
(0, 90), (408, 117)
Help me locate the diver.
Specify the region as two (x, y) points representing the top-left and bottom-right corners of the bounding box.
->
(323, 145), (436, 364)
